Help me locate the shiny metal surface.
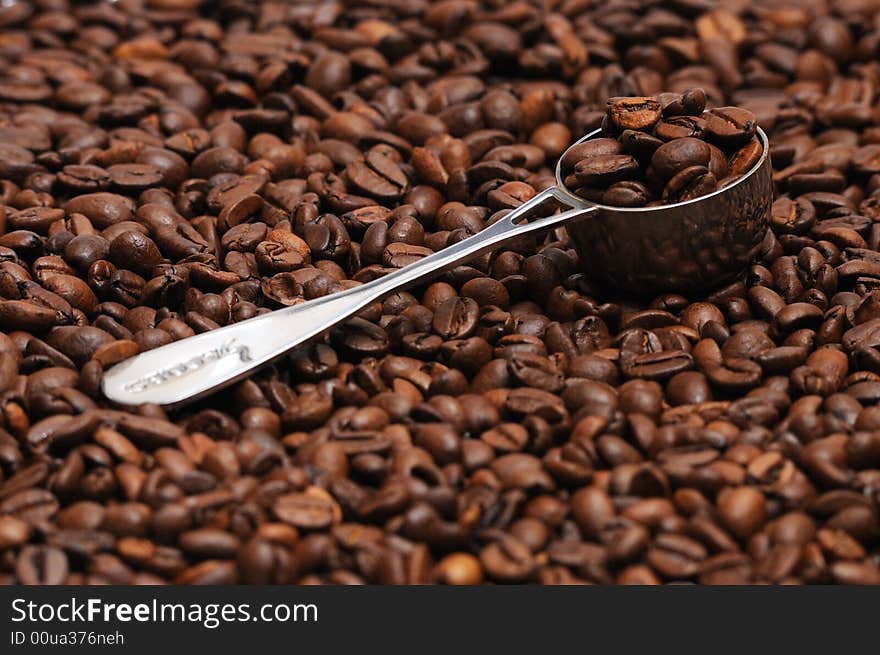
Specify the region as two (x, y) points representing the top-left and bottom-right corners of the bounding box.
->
(564, 128), (772, 294)
(101, 189), (596, 407)
(102, 127), (772, 407)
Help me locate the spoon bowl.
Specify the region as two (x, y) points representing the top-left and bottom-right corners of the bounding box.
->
(558, 127), (772, 294)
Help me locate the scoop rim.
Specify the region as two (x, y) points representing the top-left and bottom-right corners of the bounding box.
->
(553, 124), (770, 212)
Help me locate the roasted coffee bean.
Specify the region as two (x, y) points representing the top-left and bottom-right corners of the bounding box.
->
(108, 232), (161, 277)
(567, 155), (640, 188)
(652, 138), (711, 181)
(646, 534), (707, 579)
(654, 116), (707, 141)
(704, 107), (758, 149)
(480, 536), (536, 583)
(559, 139), (621, 173)
(508, 355), (563, 395)
(16, 545), (68, 585)
(435, 552), (483, 585)
(346, 151), (409, 200)
(662, 166), (718, 203)
(607, 97), (663, 131)
(432, 297), (479, 340)
(717, 486), (767, 541)
(729, 138), (764, 176)
(0, 516), (31, 549)
(603, 181), (650, 208)
(273, 490), (340, 530)
(619, 130), (665, 159)
(0, 0), (877, 589)
(566, 96), (761, 205)
(0, 300), (64, 332)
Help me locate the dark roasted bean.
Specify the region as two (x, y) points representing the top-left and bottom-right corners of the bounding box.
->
(0, 0), (876, 590)
(565, 97), (761, 205)
(16, 545), (68, 585)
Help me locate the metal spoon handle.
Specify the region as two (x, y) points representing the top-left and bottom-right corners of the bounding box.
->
(101, 188), (594, 407)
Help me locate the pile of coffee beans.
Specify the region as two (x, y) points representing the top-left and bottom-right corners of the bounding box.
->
(3, 0), (880, 586)
(561, 91), (763, 206)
